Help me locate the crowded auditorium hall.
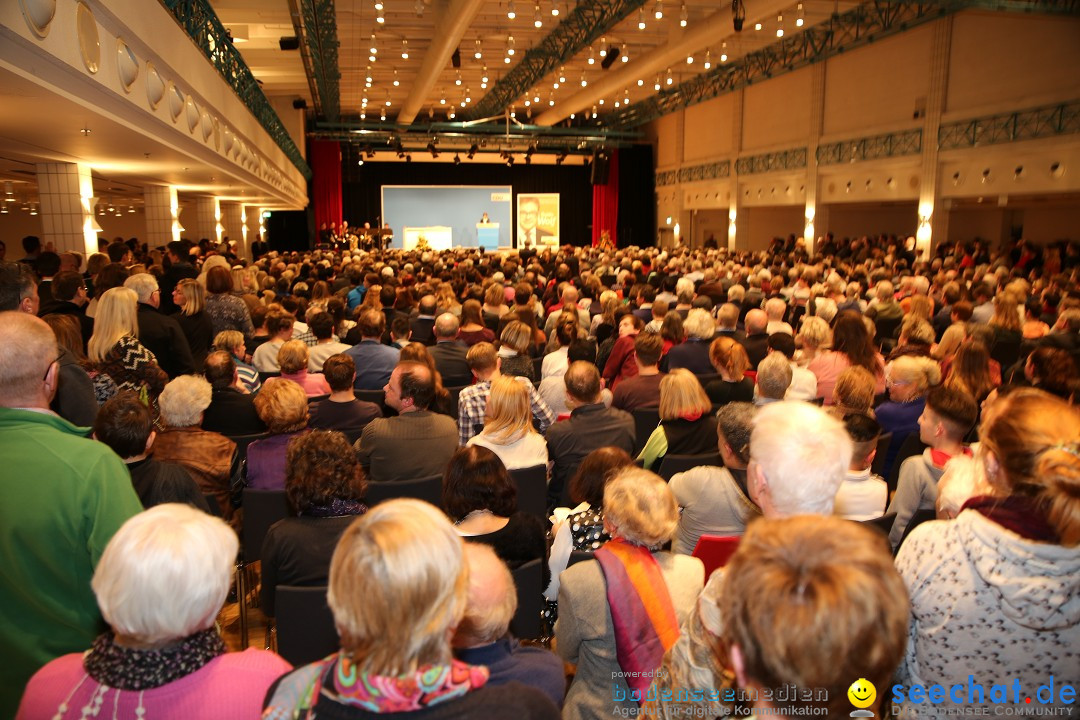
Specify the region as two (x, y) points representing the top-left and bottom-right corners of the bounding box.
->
(1, 1), (1079, 718)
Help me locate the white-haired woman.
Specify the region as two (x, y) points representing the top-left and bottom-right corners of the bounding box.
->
(556, 468), (704, 720)
(151, 376), (238, 525)
(263, 499), (560, 718)
(17, 504), (291, 720)
(662, 308), (715, 375)
(86, 286), (167, 404)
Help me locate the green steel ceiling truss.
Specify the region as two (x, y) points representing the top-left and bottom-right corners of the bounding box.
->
(938, 99), (1080, 150)
(293, 0), (341, 122)
(605, 0), (1080, 129)
(465, 0), (651, 121)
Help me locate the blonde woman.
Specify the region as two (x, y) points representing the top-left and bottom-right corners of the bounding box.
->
(212, 330), (260, 393)
(468, 375), (548, 470)
(794, 315), (831, 366)
(638, 369), (718, 470)
(828, 365), (878, 419)
(86, 287), (167, 403)
(988, 290), (1024, 367)
(171, 278), (213, 371)
(877, 354), (942, 473)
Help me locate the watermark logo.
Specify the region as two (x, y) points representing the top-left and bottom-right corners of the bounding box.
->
(849, 679), (877, 717)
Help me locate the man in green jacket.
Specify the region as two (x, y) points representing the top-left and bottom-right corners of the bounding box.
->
(0, 311), (143, 716)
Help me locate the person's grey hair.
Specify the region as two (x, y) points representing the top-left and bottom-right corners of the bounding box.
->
(92, 503), (238, 645)
(683, 308), (715, 341)
(716, 402), (756, 464)
(757, 353), (793, 400)
(936, 455), (989, 517)
(123, 273), (159, 304)
(434, 312), (460, 338)
(455, 543), (517, 646)
(603, 467), (679, 547)
(727, 285), (746, 302)
(764, 297), (787, 320)
(797, 315), (831, 350)
(750, 401), (852, 516)
(875, 280), (894, 302)
(158, 374), (213, 428)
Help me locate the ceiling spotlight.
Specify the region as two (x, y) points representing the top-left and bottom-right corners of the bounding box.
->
(721, 41), (728, 62)
(654, 0), (663, 19)
(580, 72), (588, 87)
(559, 68), (566, 83)
(588, 46), (595, 65)
(534, 5), (542, 27)
(402, 39), (409, 59)
(686, 54), (693, 64)
(374, 0), (383, 8)
(776, 13), (784, 37)
(370, 34), (377, 54)
(507, 34), (516, 55)
(482, 67), (489, 82)
(679, 2), (687, 26)
(507, 0), (516, 19)
(380, 108), (387, 120)
(638, 7), (646, 29)
(654, 75), (661, 91)
(754, 21), (762, 30)
(376, 7), (385, 23)
(704, 49), (712, 69)
(358, 157), (365, 166)
(456, 71), (462, 85)
(796, 2), (804, 26)
(665, 67), (673, 85)
(475, 39), (482, 59)
(393, 70), (400, 86)
(551, 2), (559, 15)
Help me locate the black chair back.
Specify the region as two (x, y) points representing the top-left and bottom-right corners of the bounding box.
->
(886, 433), (928, 493)
(694, 373), (719, 391)
(258, 370), (281, 383)
(870, 432), (893, 477)
(509, 558), (544, 640)
(365, 474), (443, 508)
(509, 465), (547, 519)
(275, 586), (339, 665)
(861, 512), (896, 538)
(657, 453), (723, 482)
(355, 389), (395, 417)
(531, 356), (544, 378)
(567, 550), (594, 568)
(444, 385), (468, 420)
(241, 488), (292, 563)
(307, 394), (330, 405)
(631, 408), (661, 455)
(897, 507), (937, 552)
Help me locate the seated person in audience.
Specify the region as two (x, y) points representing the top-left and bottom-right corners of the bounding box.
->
(752, 352), (792, 407)
(212, 330), (260, 394)
(152, 375), (237, 527)
(93, 391), (208, 512)
(714, 303), (744, 342)
(638, 369), (718, 470)
(546, 361), (635, 507)
(246, 378), (310, 491)
(306, 311), (351, 372)
(649, 401), (853, 717)
(544, 447), (634, 613)
(738, 309), (770, 370)
(355, 361), (458, 482)
(409, 294), (439, 346)
(468, 375), (549, 470)
(833, 413), (887, 521)
(251, 308), (295, 372)
(662, 308), (715, 375)
(895, 389), (1080, 710)
(538, 338), (610, 419)
(428, 313), (471, 386)
(810, 311), (885, 403)
(263, 499), (559, 719)
(827, 365), (877, 420)
(443, 446), (546, 570)
(557, 468), (704, 719)
(277, 339), (331, 397)
(887, 384), (978, 547)
(876, 354), (941, 474)
(200, 350), (266, 435)
(763, 297), (792, 336)
(459, 342), (555, 445)
(602, 312), (643, 388)
(932, 300), (973, 361)
(18, 504), (292, 720)
(934, 454), (989, 519)
(541, 317), (576, 380)
(399, 342), (455, 416)
(345, 309), (400, 390)
(717, 516), (908, 719)
(86, 287), (169, 406)
(260, 430), (367, 617)
(498, 321), (537, 381)
(669, 402), (760, 555)
(704, 336), (754, 406)
(453, 543), (566, 708)
(308, 353), (382, 439)
(766, 333), (817, 401)
(389, 314), (411, 350)
(611, 331), (666, 411)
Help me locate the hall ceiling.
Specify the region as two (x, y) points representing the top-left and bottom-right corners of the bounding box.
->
(210, 0), (860, 128)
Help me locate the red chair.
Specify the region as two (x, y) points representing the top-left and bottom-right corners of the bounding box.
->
(691, 535), (742, 579)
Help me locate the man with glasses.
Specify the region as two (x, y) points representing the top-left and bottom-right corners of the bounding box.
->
(0, 262), (96, 425)
(0, 310), (143, 718)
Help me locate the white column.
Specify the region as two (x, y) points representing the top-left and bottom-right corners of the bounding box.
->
(804, 63), (827, 257)
(35, 162), (100, 256)
(192, 197), (222, 246)
(221, 201), (243, 252)
(730, 88), (746, 250)
(917, 17), (953, 261)
(144, 186), (181, 247)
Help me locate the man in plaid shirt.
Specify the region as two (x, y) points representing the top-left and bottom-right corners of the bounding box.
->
(458, 342), (555, 445)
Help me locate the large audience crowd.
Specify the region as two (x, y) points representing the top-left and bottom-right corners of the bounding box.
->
(1, 230), (1078, 719)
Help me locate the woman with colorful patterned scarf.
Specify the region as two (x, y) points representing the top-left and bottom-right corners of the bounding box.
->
(556, 468), (704, 720)
(16, 504), (291, 719)
(262, 499), (560, 719)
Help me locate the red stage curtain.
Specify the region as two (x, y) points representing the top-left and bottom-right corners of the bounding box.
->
(310, 140), (342, 234)
(591, 149), (619, 247)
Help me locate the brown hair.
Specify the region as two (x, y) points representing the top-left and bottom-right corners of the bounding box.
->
(833, 365), (876, 415)
(634, 332), (664, 367)
(978, 389), (1080, 546)
(442, 445), (517, 520)
(945, 340), (995, 402)
(569, 446), (633, 507)
(205, 266), (235, 295)
(285, 430), (366, 513)
(833, 311), (882, 376)
(709, 336), (749, 380)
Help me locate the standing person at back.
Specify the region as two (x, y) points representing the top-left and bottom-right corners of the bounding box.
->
(0, 312), (143, 717)
(546, 361), (635, 507)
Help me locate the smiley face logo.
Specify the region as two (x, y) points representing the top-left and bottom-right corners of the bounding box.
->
(848, 678), (877, 710)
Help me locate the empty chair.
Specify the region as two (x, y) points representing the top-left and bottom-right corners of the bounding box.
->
(364, 474), (443, 508)
(274, 586), (339, 666)
(509, 464), (547, 519)
(509, 558), (544, 640)
(657, 453), (724, 482)
(691, 534), (741, 579)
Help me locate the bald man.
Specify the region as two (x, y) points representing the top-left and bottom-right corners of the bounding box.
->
(453, 543), (565, 707)
(0, 312), (143, 716)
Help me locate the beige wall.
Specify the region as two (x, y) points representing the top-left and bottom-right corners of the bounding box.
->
(742, 67), (812, 151)
(745, 206), (804, 251)
(683, 94), (736, 161)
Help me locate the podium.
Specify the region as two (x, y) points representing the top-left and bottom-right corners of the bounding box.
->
(403, 226), (452, 250)
(476, 222), (499, 250)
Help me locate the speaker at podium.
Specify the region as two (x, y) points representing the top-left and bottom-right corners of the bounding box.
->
(476, 222), (499, 251)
